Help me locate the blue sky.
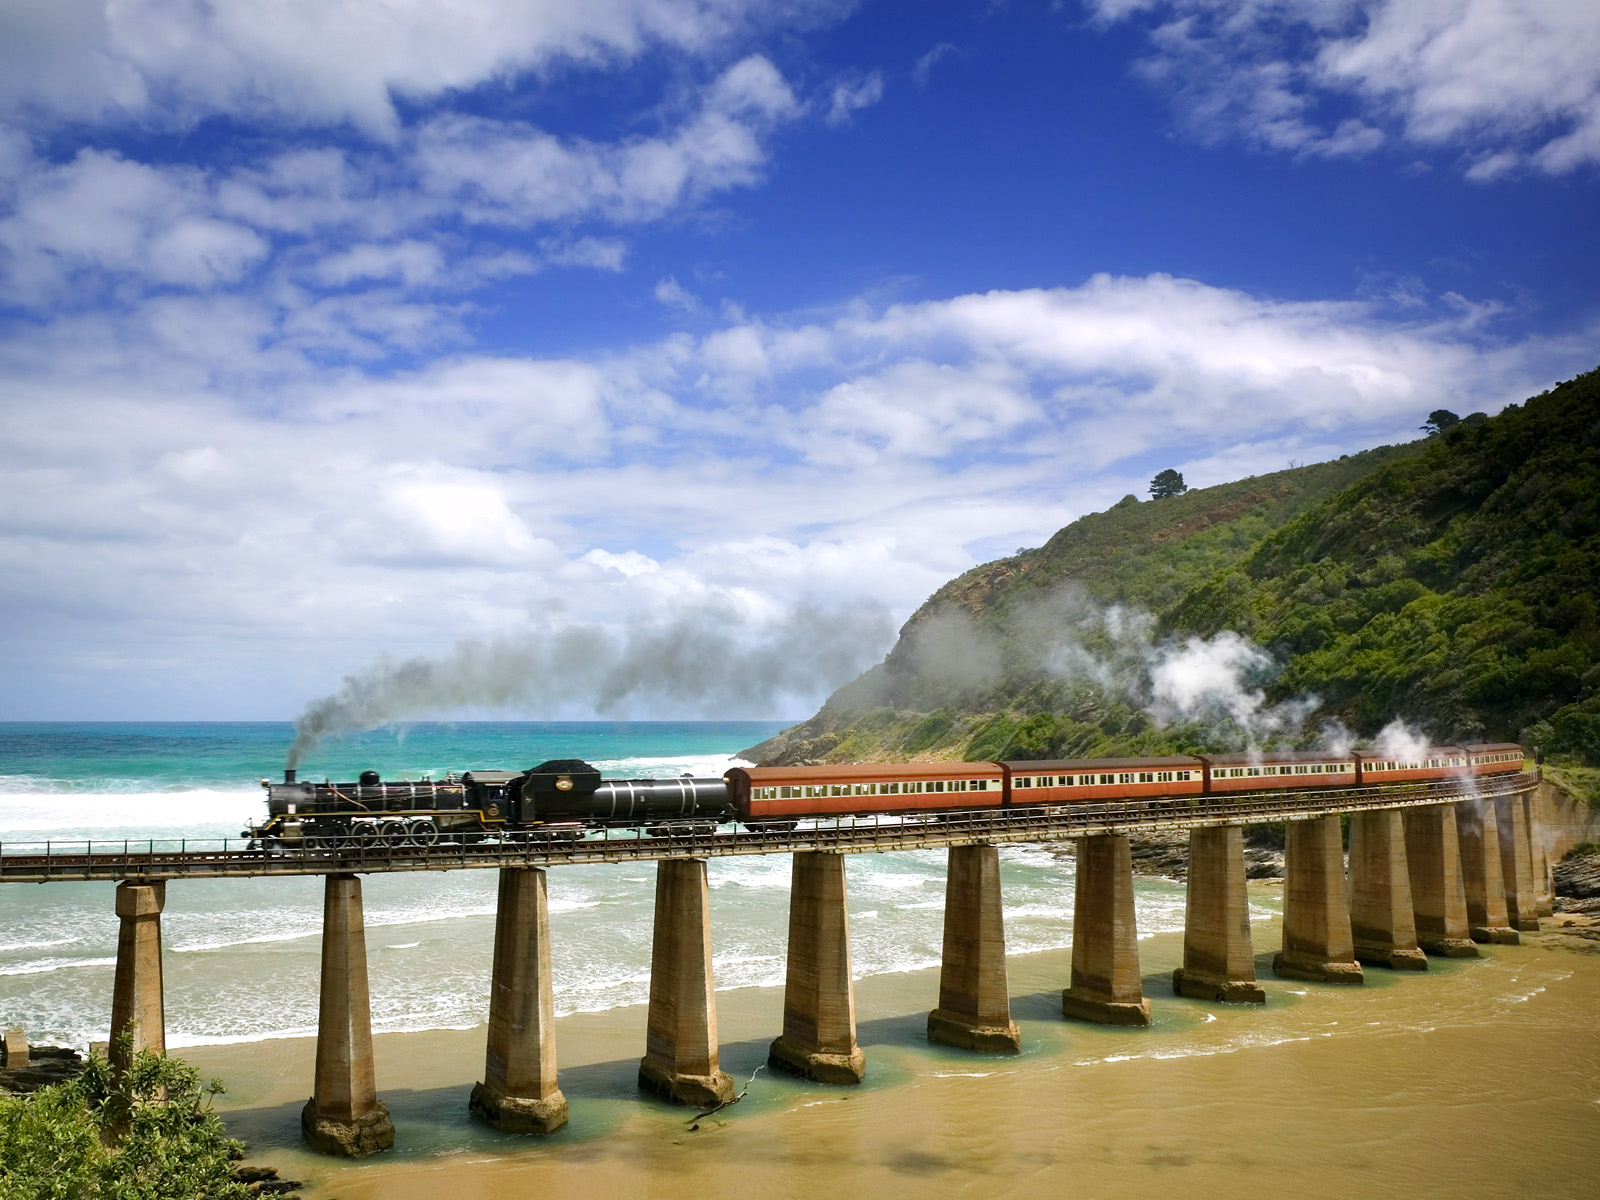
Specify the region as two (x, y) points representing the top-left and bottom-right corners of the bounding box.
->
(1, 0), (1597, 721)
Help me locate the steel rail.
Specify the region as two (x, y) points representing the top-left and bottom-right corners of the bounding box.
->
(0, 774), (1535, 884)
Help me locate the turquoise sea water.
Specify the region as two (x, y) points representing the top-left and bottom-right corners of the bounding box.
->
(0, 720), (784, 795)
(0, 722), (1200, 1050)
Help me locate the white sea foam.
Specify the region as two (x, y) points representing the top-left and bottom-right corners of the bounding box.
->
(0, 789), (259, 838)
(0, 936), (77, 952)
(0, 955), (117, 977)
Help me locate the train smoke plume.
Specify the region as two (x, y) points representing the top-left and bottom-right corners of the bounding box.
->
(287, 601), (894, 768)
(839, 584), (1336, 749)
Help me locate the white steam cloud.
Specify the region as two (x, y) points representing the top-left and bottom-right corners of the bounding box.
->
(869, 585), (1329, 748)
(287, 601), (894, 767)
(1374, 717), (1432, 763)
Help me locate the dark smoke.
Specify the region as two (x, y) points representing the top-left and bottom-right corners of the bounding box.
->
(286, 601), (895, 767)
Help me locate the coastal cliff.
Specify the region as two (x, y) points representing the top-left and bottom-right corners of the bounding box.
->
(746, 367), (1600, 768)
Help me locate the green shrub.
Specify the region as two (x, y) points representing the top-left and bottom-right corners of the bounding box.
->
(0, 1042), (247, 1200)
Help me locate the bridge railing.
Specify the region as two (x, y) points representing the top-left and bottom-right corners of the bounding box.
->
(0, 772), (1536, 883)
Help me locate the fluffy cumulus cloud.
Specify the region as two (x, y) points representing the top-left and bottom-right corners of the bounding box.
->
(1087, 0), (1600, 176)
(0, 53), (801, 315)
(1, 267), (1589, 717)
(0, 0), (848, 133)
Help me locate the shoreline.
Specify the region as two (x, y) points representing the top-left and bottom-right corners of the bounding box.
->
(185, 901), (1600, 1200)
(180, 902), (1600, 1198)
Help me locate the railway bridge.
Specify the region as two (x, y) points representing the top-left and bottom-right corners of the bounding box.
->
(0, 771), (1552, 1156)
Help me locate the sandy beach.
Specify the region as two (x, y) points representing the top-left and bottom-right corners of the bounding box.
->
(185, 899), (1600, 1200)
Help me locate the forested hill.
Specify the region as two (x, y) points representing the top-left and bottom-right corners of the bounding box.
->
(744, 367), (1600, 769)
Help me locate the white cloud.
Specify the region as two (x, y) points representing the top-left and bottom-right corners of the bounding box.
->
(0, 0), (850, 135)
(912, 43), (957, 88)
(0, 148), (269, 304)
(0, 57), (799, 325)
(413, 56), (798, 226)
(1090, 0), (1600, 176)
(825, 71), (886, 126)
(2, 268), (1585, 720)
(655, 275), (703, 313)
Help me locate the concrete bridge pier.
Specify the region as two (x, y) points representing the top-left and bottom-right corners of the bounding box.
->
(1403, 806), (1479, 957)
(770, 852), (866, 1084)
(1495, 795), (1540, 932)
(928, 844), (1021, 1051)
(1274, 815), (1363, 984)
(109, 881), (167, 1070)
(1455, 801), (1519, 944)
(1528, 791), (1554, 918)
(1491, 800), (1542, 940)
(1347, 811), (1428, 970)
(639, 859), (736, 1105)
(1063, 835), (1152, 1024)
(470, 868), (568, 1134)
(303, 874), (395, 1157)
(1173, 826), (1266, 1002)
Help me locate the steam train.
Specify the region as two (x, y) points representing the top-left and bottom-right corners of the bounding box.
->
(246, 744), (1527, 849)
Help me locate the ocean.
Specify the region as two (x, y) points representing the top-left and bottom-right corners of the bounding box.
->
(0, 721), (1204, 1050)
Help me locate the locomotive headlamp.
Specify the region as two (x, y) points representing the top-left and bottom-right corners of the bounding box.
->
(555, 777), (573, 791)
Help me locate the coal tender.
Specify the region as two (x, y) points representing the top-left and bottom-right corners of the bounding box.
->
(248, 759), (736, 848)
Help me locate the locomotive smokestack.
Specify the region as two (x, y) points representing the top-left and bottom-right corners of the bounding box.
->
(284, 768), (297, 784)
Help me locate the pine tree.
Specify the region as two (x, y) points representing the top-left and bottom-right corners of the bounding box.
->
(1149, 469), (1187, 499)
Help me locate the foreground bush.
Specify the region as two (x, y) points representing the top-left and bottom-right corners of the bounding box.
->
(0, 1044), (247, 1200)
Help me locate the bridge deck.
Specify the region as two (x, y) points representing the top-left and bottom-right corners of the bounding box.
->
(0, 774), (1533, 883)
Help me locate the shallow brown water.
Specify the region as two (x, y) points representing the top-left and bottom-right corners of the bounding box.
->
(189, 901), (1600, 1200)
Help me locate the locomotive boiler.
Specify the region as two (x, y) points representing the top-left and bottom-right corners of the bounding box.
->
(249, 759), (736, 848)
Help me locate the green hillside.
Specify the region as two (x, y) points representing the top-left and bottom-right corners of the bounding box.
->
(746, 367), (1600, 768)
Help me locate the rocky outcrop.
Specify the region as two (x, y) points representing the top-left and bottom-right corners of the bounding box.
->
(0, 1044), (84, 1094)
(1554, 846), (1600, 915)
(233, 1165), (304, 1198)
(1053, 827), (1284, 882)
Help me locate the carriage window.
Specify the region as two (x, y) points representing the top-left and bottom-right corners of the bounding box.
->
(1138, 772), (1154, 783)
(1119, 773), (1134, 784)
(1156, 771), (1172, 783)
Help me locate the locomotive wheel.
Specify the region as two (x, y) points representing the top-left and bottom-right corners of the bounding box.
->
(349, 823), (381, 851)
(407, 819), (439, 847)
(379, 819), (409, 846)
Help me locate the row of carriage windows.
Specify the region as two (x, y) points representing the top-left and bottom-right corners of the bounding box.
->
(747, 753), (1517, 801)
(749, 780), (997, 801)
(1015, 770), (1195, 787)
(1217, 763), (1356, 778)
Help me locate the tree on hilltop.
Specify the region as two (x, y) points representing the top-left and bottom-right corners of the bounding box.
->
(1421, 408), (1461, 435)
(1149, 469), (1187, 499)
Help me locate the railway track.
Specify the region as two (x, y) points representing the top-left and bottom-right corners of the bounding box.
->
(0, 773), (1535, 883)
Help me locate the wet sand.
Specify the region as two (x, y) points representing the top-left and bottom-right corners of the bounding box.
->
(188, 897), (1600, 1200)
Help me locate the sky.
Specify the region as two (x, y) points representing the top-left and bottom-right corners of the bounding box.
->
(1, 0), (1597, 722)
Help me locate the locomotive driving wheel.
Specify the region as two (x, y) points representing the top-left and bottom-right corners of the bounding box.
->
(379, 819), (409, 846)
(406, 818), (439, 847)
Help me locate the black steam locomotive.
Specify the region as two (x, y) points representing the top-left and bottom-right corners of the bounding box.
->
(247, 760), (733, 848)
